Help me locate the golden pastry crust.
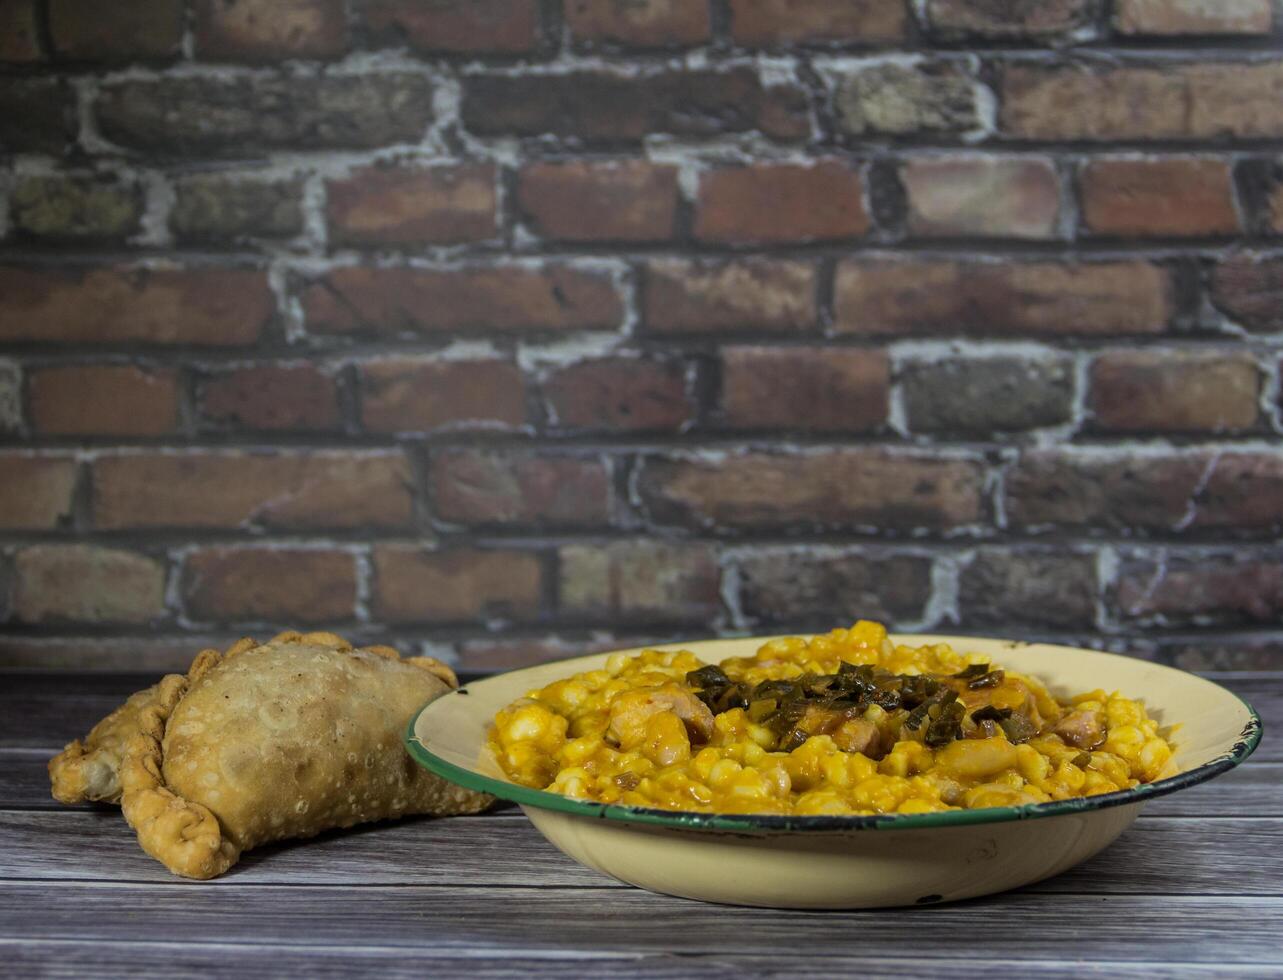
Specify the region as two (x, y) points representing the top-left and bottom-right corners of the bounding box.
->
(50, 631), (491, 879)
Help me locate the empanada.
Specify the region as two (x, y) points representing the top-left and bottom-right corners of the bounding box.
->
(49, 631), (491, 879)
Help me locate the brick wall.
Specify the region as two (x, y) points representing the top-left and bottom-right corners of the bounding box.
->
(1, 0), (1281, 674)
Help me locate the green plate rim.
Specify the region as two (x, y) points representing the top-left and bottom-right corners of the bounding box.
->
(404, 657), (1264, 834)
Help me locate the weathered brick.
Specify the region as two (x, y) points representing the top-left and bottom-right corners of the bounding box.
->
(0, 635), (243, 672)
(559, 542), (720, 622)
(1006, 450), (1283, 532)
(29, 365), (180, 437)
(517, 161), (678, 243)
(925, 0), (1097, 38)
(1161, 639), (1283, 672)
(363, 0), (541, 54)
(565, 0), (710, 46)
(199, 364), (340, 432)
(0, 455), (78, 529)
(0, 361), (20, 434)
(834, 259), (1172, 337)
(903, 355), (1074, 434)
(1080, 158), (1238, 237)
(0, 79), (75, 153)
(0, 267), (273, 346)
(0, 0), (41, 62)
(639, 451), (984, 531)
(327, 164), (496, 247)
(734, 549), (932, 627)
(97, 75), (433, 155)
(462, 69), (807, 142)
(93, 451), (415, 530)
(728, 0), (907, 44)
(1270, 174), (1283, 234)
(182, 547), (356, 623)
(11, 176), (142, 241)
(1002, 63), (1283, 141)
(360, 357), (527, 434)
(373, 545), (542, 623)
(194, 0), (348, 62)
(643, 259), (817, 334)
(1089, 351), (1260, 433)
(694, 162), (868, 244)
(302, 266), (622, 337)
(1114, 0), (1272, 35)
(719, 347), (888, 432)
(833, 61), (985, 136)
(901, 157), (1060, 239)
(959, 550), (1098, 630)
(13, 545), (165, 624)
(1113, 553), (1283, 626)
(1211, 254), (1283, 333)
(171, 176), (304, 242)
(49, 0), (182, 61)
(543, 356), (692, 432)
(456, 636), (635, 673)
(430, 450), (612, 527)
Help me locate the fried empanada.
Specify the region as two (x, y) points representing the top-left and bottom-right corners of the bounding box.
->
(49, 631), (491, 879)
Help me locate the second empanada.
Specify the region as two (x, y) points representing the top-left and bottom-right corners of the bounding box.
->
(49, 631), (491, 879)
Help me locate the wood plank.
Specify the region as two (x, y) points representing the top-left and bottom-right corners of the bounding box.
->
(0, 884), (1279, 965)
(3, 809), (1280, 897)
(3, 940), (1280, 980)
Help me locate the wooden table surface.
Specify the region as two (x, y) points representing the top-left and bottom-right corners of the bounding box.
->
(2, 670), (1278, 979)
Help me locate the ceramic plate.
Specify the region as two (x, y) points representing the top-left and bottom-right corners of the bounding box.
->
(406, 635), (1262, 908)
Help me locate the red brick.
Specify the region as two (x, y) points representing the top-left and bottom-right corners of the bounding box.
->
(430, 451), (612, 527)
(97, 75), (434, 155)
(326, 164), (496, 247)
(1002, 63), (1283, 141)
(199, 364), (340, 432)
(1080, 158), (1239, 237)
(1268, 165), (1283, 234)
(543, 356), (692, 432)
(182, 547), (356, 624)
(373, 545), (542, 623)
(194, 0), (348, 62)
(638, 451), (984, 531)
(0, 267), (272, 346)
(1161, 639), (1283, 672)
(462, 69), (807, 142)
(959, 550), (1098, 630)
(559, 542), (720, 623)
(643, 259), (817, 334)
(1114, 553), (1283, 626)
(363, 0), (541, 53)
(0, 0), (41, 62)
(92, 451), (415, 530)
(901, 156), (1060, 239)
(925, 0), (1096, 38)
(834, 259), (1172, 337)
(694, 162), (868, 245)
(733, 549), (932, 627)
(1089, 352), (1260, 434)
(1006, 450), (1283, 532)
(1114, 0), (1272, 35)
(360, 357), (527, 434)
(565, 0), (710, 46)
(13, 545), (166, 624)
(49, 0), (182, 60)
(301, 266), (623, 337)
(1211, 254), (1283, 333)
(833, 61), (985, 137)
(29, 365), (179, 437)
(0, 455), (78, 530)
(517, 161), (679, 243)
(719, 347), (888, 432)
(728, 0), (907, 44)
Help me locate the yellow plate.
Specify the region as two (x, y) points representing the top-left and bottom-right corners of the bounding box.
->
(406, 634), (1262, 909)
